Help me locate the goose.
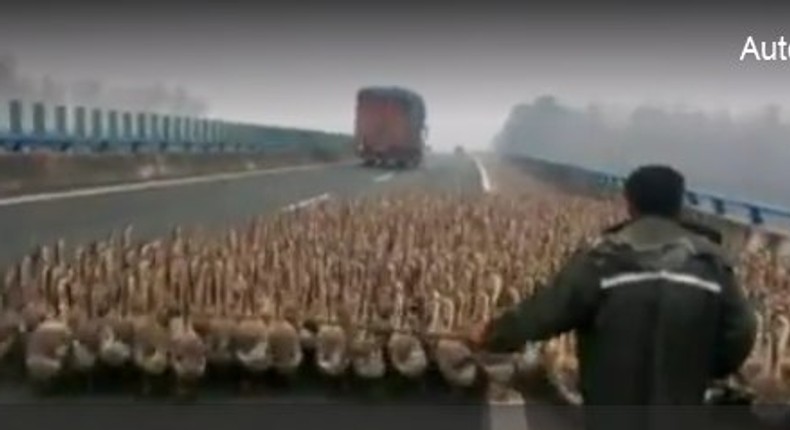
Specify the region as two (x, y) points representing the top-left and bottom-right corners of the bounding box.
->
(25, 268), (74, 383)
(350, 286), (386, 381)
(772, 315), (789, 400)
(433, 294), (478, 389)
(20, 284), (48, 335)
(0, 267), (23, 363)
(25, 312), (72, 385)
(204, 316), (235, 369)
(0, 310), (22, 363)
(386, 282), (428, 380)
(99, 310), (133, 368)
(267, 300), (304, 378)
(132, 315), (170, 394)
(350, 328), (387, 380)
(169, 315), (207, 396)
(233, 315), (271, 376)
(315, 300), (351, 379)
(738, 311), (772, 397)
(1, 265), (24, 355)
(68, 310), (101, 377)
(194, 258), (231, 367)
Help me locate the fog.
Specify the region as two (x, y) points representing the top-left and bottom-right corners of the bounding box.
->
(495, 96), (789, 207)
(3, 2), (790, 151)
(0, 54), (208, 116)
(1, 1), (790, 206)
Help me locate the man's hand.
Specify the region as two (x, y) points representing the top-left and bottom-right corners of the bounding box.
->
(467, 320), (494, 351)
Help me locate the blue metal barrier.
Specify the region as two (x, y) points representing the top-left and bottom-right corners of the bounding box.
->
(0, 99), (350, 155)
(515, 154), (790, 229)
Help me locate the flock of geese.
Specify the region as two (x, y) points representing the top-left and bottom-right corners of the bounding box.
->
(0, 166), (788, 406)
(735, 247), (790, 404)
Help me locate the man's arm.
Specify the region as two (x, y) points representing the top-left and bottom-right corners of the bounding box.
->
(712, 264), (757, 379)
(481, 250), (602, 353)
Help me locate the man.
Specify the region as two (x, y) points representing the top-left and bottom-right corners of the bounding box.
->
(475, 165), (757, 430)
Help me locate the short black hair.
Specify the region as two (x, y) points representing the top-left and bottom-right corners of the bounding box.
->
(624, 165), (686, 217)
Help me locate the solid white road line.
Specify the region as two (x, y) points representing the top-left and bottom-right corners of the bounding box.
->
(281, 193), (331, 212)
(0, 160), (354, 208)
(473, 156), (494, 193)
(487, 403), (530, 430)
(374, 173), (394, 183)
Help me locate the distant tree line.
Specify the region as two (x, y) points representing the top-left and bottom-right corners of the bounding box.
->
(495, 95), (789, 207)
(0, 54), (208, 116)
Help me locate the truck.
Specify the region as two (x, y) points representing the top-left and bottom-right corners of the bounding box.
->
(354, 86), (427, 168)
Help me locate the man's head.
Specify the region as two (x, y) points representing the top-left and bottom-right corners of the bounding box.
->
(623, 165), (686, 218)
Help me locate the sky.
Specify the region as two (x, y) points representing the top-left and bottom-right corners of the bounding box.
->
(1, 1), (790, 150)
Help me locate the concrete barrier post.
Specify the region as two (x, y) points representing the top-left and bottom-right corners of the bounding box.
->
(222, 122), (231, 152)
(211, 120), (220, 151)
(183, 116), (191, 151)
(55, 106), (67, 135)
(32, 102), (47, 150)
(228, 122), (235, 152)
(162, 115), (171, 152)
(237, 126), (244, 153)
(712, 198), (726, 216)
(687, 191), (699, 206)
(54, 105), (68, 151)
(208, 120), (218, 151)
(228, 123), (234, 153)
(208, 120), (215, 149)
(108, 110), (119, 151)
(173, 116), (182, 149)
(250, 125), (257, 152)
(183, 117), (193, 151)
(252, 125), (261, 153)
(201, 120), (209, 151)
(219, 121), (226, 152)
(91, 108), (104, 151)
(748, 206), (764, 225)
(32, 102), (46, 135)
(196, 119), (206, 151)
(244, 124), (252, 152)
(150, 113), (161, 151)
(74, 106), (87, 151)
(135, 112), (147, 153)
(122, 112), (133, 147)
(224, 122), (234, 152)
(9, 100), (23, 135)
(8, 100), (24, 151)
(226, 122), (235, 152)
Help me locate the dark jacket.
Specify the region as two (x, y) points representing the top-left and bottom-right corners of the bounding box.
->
(483, 216), (757, 430)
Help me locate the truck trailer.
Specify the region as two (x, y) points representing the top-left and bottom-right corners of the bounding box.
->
(354, 86), (426, 168)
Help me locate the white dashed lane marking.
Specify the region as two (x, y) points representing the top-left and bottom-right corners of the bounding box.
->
(281, 193), (331, 212)
(473, 156), (494, 193)
(374, 173), (394, 183)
